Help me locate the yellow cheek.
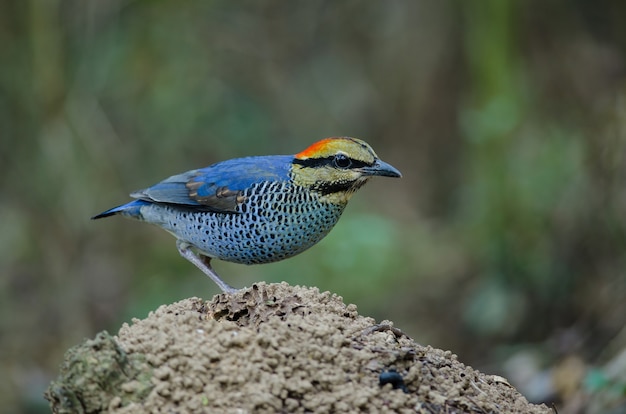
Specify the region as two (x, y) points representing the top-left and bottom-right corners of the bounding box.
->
(291, 165), (369, 205)
(291, 164), (361, 187)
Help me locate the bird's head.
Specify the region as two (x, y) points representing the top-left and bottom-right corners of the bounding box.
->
(291, 137), (401, 204)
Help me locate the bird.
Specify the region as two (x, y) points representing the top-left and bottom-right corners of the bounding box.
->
(93, 137), (401, 293)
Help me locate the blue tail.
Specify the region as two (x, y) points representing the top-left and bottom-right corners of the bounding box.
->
(92, 199), (150, 220)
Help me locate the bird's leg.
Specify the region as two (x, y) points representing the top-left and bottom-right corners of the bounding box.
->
(175, 240), (238, 293)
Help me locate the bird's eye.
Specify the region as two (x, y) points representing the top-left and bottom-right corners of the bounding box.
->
(333, 154), (352, 169)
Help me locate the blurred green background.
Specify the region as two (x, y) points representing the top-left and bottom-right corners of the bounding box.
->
(2, 1), (626, 412)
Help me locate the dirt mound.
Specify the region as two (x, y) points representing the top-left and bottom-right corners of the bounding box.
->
(46, 283), (551, 413)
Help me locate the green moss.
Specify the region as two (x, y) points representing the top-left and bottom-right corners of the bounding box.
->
(45, 331), (153, 413)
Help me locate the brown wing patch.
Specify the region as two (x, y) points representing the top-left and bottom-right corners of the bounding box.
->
(186, 182), (246, 213)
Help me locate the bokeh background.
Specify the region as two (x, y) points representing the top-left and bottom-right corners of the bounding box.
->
(2, 1), (626, 413)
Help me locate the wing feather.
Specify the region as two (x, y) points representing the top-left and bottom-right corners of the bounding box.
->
(130, 155), (292, 213)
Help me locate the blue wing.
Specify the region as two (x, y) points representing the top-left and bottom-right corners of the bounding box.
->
(129, 155), (292, 213)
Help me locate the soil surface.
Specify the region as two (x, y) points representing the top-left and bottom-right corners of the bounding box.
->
(46, 282), (552, 413)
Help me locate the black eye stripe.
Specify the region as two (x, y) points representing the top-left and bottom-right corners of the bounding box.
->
(293, 155), (371, 169)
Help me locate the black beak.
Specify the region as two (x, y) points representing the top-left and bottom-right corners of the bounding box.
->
(362, 159), (402, 178)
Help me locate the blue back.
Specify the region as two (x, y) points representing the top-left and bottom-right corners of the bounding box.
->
(133, 155), (293, 209)
(93, 155), (294, 219)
